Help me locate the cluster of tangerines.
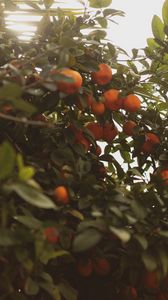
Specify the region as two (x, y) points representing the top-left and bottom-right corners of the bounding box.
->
(49, 63), (164, 155)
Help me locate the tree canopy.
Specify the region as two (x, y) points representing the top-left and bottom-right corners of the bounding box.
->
(0, 0), (168, 299)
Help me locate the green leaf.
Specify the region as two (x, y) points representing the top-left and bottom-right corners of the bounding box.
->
(156, 102), (168, 111)
(103, 8), (124, 17)
(96, 17), (108, 28)
(11, 182), (57, 209)
(0, 229), (18, 246)
(39, 282), (61, 300)
(59, 281), (78, 300)
(162, 0), (168, 25)
(131, 200), (147, 220)
(142, 251), (157, 271)
(152, 15), (165, 41)
(89, 0), (112, 8)
(19, 167), (35, 181)
(25, 277), (39, 296)
(0, 142), (15, 180)
(147, 38), (160, 50)
(14, 215), (42, 229)
(134, 234), (148, 250)
(40, 248), (70, 265)
(109, 227), (131, 243)
(72, 228), (102, 252)
(10, 98), (36, 114)
(0, 83), (22, 100)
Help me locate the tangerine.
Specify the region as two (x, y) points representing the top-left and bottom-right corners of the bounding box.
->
(55, 68), (82, 94)
(141, 141), (154, 154)
(44, 227), (59, 244)
(103, 123), (118, 143)
(160, 169), (168, 186)
(145, 133), (160, 145)
(93, 258), (111, 276)
(77, 258), (93, 277)
(123, 94), (141, 112)
(91, 101), (105, 115)
(104, 89), (122, 111)
(143, 271), (159, 289)
(75, 93), (94, 110)
(123, 120), (137, 136)
(54, 186), (69, 204)
(86, 122), (103, 140)
(91, 63), (112, 85)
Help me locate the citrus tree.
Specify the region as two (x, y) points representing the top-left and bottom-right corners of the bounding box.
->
(0, 0), (168, 299)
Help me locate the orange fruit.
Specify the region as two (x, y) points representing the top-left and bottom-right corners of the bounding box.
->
(91, 63), (112, 85)
(141, 132), (160, 154)
(54, 186), (69, 204)
(145, 133), (160, 145)
(77, 258), (93, 277)
(93, 258), (111, 276)
(69, 124), (90, 151)
(123, 120), (137, 136)
(73, 129), (90, 151)
(104, 89), (122, 111)
(141, 141), (154, 154)
(76, 134), (90, 151)
(143, 271), (159, 289)
(123, 94), (141, 112)
(160, 169), (168, 186)
(91, 101), (105, 115)
(103, 123), (118, 143)
(86, 122), (103, 140)
(75, 93), (94, 110)
(44, 227), (59, 244)
(120, 286), (138, 299)
(55, 68), (82, 94)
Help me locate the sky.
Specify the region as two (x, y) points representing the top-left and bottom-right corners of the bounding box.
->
(108, 0), (163, 53)
(6, 0), (164, 52)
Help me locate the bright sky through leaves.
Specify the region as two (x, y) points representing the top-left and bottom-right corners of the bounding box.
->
(5, 0), (164, 49)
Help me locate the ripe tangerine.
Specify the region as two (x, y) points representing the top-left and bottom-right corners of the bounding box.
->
(91, 101), (105, 115)
(93, 258), (111, 276)
(143, 271), (159, 289)
(54, 186), (69, 204)
(104, 89), (122, 111)
(75, 93), (94, 110)
(91, 63), (112, 86)
(123, 94), (141, 113)
(123, 120), (137, 136)
(145, 133), (160, 145)
(141, 141), (154, 154)
(103, 123), (118, 143)
(44, 227), (59, 244)
(86, 122), (103, 140)
(160, 169), (168, 186)
(77, 258), (93, 277)
(55, 68), (82, 94)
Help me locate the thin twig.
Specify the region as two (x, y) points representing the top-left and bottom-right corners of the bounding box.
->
(0, 112), (60, 128)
